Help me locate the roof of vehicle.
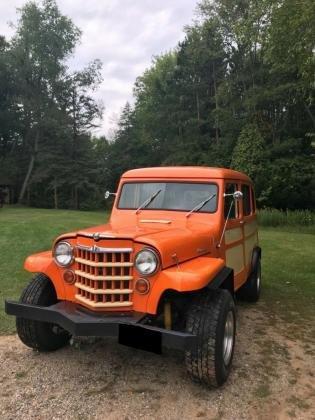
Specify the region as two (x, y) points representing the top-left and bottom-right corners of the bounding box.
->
(122, 167), (252, 182)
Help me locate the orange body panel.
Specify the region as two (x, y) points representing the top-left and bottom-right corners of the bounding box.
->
(24, 252), (66, 298)
(122, 167), (252, 182)
(23, 166), (258, 314)
(146, 256), (225, 313)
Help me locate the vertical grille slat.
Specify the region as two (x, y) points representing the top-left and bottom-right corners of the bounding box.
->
(74, 245), (133, 309)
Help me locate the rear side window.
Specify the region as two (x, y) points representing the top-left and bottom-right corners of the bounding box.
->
(224, 183), (239, 219)
(242, 184), (251, 216)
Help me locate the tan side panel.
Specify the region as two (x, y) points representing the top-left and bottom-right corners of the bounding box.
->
(245, 234), (258, 266)
(226, 244), (244, 275)
(225, 227), (242, 245)
(244, 219), (258, 237)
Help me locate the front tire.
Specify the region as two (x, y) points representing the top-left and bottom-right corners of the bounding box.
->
(185, 289), (236, 387)
(16, 274), (70, 351)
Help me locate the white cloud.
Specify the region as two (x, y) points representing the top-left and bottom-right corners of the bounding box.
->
(0, 0), (198, 136)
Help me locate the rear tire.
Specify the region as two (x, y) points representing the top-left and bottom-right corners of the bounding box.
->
(238, 258), (261, 302)
(16, 274), (70, 351)
(185, 289), (236, 387)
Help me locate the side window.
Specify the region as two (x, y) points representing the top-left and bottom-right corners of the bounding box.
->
(242, 184), (251, 216)
(224, 183), (238, 219)
(251, 187), (256, 213)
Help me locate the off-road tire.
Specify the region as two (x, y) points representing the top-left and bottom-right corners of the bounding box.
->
(238, 258), (261, 302)
(16, 274), (70, 351)
(185, 289), (236, 387)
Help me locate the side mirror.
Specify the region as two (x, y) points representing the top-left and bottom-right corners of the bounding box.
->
(104, 191), (116, 200)
(223, 191), (243, 200)
(233, 191), (243, 200)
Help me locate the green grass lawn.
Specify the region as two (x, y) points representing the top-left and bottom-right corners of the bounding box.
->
(257, 228), (315, 327)
(0, 206), (314, 335)
(0, 206), (107, 334)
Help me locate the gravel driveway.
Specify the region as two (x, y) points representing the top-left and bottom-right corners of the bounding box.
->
(0, 303), (314, 420)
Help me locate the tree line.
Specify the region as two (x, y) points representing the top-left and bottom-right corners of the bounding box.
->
(0, 0), (103, 209)
(0, 0), (314, 210)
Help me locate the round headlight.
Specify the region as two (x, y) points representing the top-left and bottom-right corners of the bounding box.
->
(135, 248), (159, 276)
(53, 241), (74, 267)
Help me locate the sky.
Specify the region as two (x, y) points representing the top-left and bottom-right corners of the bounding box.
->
(0, 0), (198, 137)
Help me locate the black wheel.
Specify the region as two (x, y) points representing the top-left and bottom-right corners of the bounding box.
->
(16, 274), (70, 351)
(238, 258), (261, 302)
(185, 289), (236, 387)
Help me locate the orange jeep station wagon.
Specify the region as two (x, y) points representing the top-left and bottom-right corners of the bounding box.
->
(6, 167), (261, 387)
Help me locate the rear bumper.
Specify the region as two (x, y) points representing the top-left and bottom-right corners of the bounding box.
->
(5, 300), (197, 353)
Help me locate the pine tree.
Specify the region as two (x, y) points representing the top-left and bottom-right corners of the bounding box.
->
(230, 123), (266, 193)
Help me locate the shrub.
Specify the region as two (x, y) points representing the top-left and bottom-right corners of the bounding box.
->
(258, 208), (315, 228)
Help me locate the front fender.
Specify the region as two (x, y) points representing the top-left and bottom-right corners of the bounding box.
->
(146, 256), (225, 314)
(24, 251), (66, 299)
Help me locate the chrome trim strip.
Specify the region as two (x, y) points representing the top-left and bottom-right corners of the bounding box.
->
(76, 245), (133, 253)
(77, 231), (116, 239)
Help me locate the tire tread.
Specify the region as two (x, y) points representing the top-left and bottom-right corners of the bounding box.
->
(16, 274), (69, 351)
(185, 289), (234, 387)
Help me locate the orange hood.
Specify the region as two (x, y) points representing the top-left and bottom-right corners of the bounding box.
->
(56, 221), (217, 269)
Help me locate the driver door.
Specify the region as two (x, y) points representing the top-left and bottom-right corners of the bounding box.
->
(223, 182), (246, 289)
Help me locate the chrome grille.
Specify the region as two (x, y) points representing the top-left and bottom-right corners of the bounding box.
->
(75, 245), (133, 309)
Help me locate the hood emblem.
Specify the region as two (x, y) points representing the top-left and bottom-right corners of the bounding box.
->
(93, 232), (101, 241)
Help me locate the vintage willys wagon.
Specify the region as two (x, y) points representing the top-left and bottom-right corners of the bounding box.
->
(6, 167), (261, 386)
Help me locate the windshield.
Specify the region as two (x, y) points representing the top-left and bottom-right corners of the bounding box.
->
(118, 182), (218, 213)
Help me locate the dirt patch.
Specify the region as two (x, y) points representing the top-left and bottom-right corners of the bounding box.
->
(0, 303), (314, 420)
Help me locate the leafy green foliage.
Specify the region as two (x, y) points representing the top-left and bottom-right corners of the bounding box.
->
(0, 0), (104, 209)
(104, 0), (314, 210)
(258, 208), (315, 231)
(0, 0), (314, 210)
(262, 156), (315, 209)
(230, 123), (266, 193)
(266, 0), (315, 93)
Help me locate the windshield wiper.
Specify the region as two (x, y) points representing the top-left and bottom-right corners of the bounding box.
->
(185, 194), (216, 218)
(135, 189), (162, 214)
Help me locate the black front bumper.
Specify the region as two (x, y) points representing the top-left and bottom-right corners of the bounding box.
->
(5, 300), (197, 353)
